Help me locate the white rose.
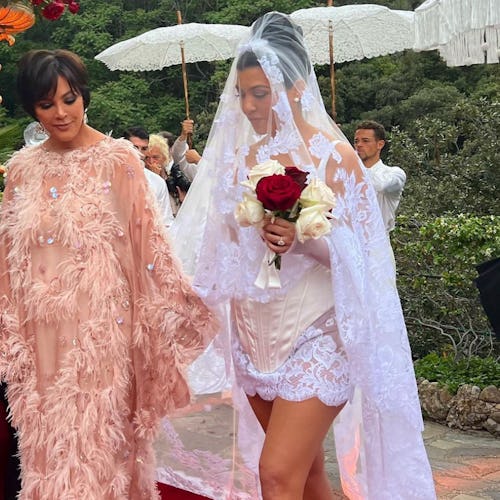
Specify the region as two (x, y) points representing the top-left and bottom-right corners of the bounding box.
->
(299, 178), (336, 211)
(296, 206), (332, 243)
(234, 193), (265, 227)
(241, 159), (286, 190)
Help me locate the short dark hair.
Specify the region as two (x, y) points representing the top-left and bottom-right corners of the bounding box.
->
(237, 12), (311, 90)
(124, 126), (149, 141)
(356, 120), (386, 142)
(17, 49), (90, 120)
(157, 130), (175, 148)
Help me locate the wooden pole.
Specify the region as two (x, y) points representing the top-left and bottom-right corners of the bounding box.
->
(176, 10), (190, 120)
(176, 10), (192, 147)
(327, 0), (336, 120)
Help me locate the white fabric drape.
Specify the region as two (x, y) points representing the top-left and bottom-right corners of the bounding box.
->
(414, 0), (500, 66)
(163, 12), (436, 499)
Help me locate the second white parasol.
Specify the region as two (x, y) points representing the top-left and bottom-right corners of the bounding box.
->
(290, 4), (415, 119)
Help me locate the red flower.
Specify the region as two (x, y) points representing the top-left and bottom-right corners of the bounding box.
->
(29, 0), (80, 20)
(41, 1), (65, 20)
(67, 1), (79, 13)
(256, 174), (302, 212)
(285, 166), (308, 191)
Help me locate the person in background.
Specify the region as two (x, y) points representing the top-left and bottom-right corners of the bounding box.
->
(354, 120), (406, 233)
(0, 48), (215, 498)
(156, 130), (175, 148)
(123, 126), (174, 227)
(146, 134), (191, 217)
(169, 119), (200, 181)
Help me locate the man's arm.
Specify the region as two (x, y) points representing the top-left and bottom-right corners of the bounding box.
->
(171, 119), (199, 181)
(370, 165), (406, 196)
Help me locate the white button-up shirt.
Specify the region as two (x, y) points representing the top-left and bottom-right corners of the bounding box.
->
(144, 168), (174, 227)
(367, 159), (406, 233)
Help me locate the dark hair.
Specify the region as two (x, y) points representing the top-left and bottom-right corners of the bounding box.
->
(356, 120), (387, 142)
(157, 130), (176, 148)
(124, 126), (149, 141)
(237, 12), (311, 89)
(17, 49), (90, 120)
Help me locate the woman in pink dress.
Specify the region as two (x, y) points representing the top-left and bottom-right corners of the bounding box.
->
(0, 49), (216, 499)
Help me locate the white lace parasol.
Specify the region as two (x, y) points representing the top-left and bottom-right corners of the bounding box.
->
(95, 23), (250, 71)
(290, 4), (415, 65)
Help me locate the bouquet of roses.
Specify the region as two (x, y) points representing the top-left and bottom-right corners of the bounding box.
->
(234, 159), (336, 286)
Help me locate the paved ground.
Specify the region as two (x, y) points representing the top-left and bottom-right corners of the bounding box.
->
(161, 402), (499, 499)
(419, 422), (499, 500)
(325, 421), (500, 499)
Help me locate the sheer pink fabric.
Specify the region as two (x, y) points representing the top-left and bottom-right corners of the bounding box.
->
(0, 138), (216, 499)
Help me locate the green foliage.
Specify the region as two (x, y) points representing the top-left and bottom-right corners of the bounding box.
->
(388, 97), (500, 216)
(0, 107), (26, 165)
(89, 74), (153, 135)
(414, 352), (500, 394)
(203, 0), (315, 25)
(393, 215), (500, 359)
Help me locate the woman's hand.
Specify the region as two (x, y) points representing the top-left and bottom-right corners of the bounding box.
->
(262, 217), (296, 254)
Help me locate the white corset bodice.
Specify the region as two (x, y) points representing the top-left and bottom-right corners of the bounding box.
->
(233, 264), (334, 373)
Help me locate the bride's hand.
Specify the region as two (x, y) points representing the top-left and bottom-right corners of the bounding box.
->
(262, 217), (296, 254)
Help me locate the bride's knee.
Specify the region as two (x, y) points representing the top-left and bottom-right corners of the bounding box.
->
(259, 456), (304, 498)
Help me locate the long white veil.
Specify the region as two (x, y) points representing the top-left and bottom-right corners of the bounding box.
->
(164, 12), (436, 499)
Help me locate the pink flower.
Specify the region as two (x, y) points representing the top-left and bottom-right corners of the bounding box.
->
(41, 1), (65, 21)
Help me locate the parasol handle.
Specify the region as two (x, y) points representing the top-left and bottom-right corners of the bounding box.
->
(327, 0), (336, 120)
(176, 10), (192, 147)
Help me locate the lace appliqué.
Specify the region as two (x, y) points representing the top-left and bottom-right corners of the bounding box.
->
(259, 52), (284, 85)
(232, 312), (351, 407)
(309, 133), (342, 164)
(300, 89), (315, 112)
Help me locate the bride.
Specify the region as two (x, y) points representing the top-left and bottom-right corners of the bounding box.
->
(166, 11), (436, 499)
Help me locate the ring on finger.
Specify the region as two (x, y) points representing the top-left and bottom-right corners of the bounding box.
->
(277, 238), (285, 247)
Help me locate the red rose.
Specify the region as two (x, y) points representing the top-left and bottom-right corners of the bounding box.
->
(42, 1), (65, 20)
(67, 1), (80, 14)
(285, 166), (308, 191)
(256, 174), (302, 212)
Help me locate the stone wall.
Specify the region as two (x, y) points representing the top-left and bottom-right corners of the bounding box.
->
(417, 380), (500, 437)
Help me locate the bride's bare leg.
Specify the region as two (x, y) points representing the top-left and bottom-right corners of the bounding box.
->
(303, 446), (335, 500)
(247, 395), (342, 500)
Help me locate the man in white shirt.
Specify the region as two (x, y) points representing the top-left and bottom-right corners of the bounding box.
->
(123, 127), (174, 227)
(354, 120), (406, 233)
